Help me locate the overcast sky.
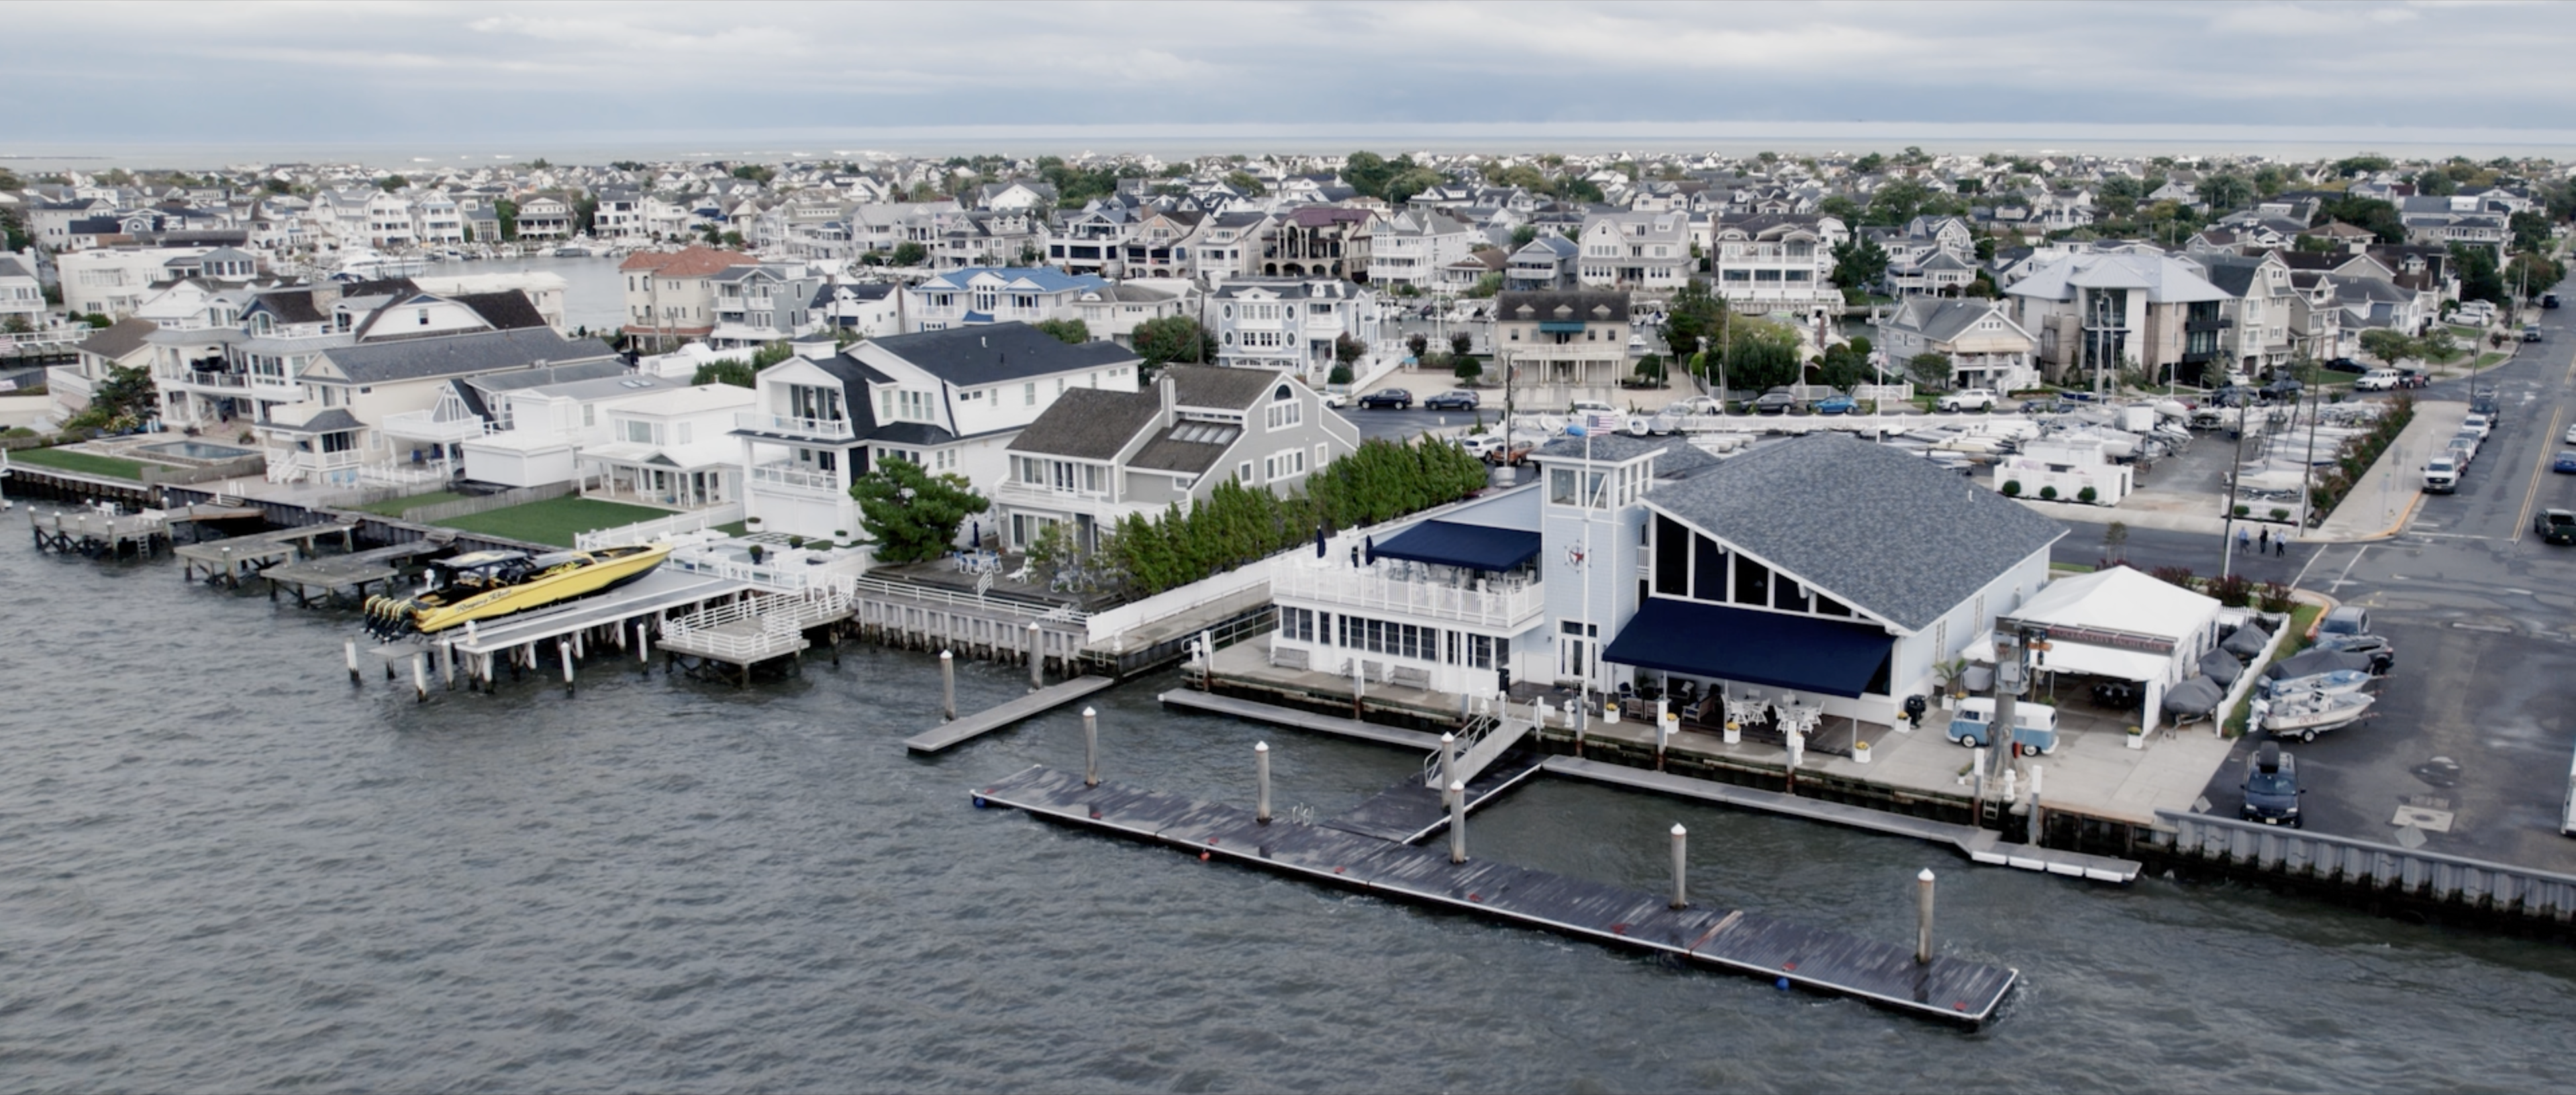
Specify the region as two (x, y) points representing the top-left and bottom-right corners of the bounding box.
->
(10, 1), (2575, 150)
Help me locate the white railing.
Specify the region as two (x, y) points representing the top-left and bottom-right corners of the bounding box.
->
(660, 589), (848, 662)
(1, 330), (83, 352)
(993, 480), (1110, 507)
(381, 409), (491, 444)
(359, 460), (454, 488)
(179, 371), (252, 390)
(748, 462), (845, 495)
(1081, 560), (1268, 645)
(44, 366), (93, 399)
(846, 572), (1089, 626)
(734, 411), (856, 441)
(668, 541), (852, 592)
(575, 501), (745, 550)
(1268, 559), (1544, 629)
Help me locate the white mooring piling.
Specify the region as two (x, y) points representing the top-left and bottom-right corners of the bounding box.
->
(1028, 622), (1043, 691)
(1082, 706), (1099, 788)
(1670, 823), (1689, 909)
(344, 638), (360, 685)
(1255, 741), (1272, 824)
(1916, 868), (1937, 965)
(1435, 732), (1458, 798)
(410, 652), (428, 703)
(440, 639), (456, 690)
(1447, 780), (1469, 864)
(558, 641), (575, 688)
(940, 649), (956, 721)
(636, 621), (650, 669)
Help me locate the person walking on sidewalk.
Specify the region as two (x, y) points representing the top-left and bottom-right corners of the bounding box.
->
(2259, 527), (2271, 552)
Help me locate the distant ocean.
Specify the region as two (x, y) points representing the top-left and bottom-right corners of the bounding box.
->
(7, 121), (2576, 171)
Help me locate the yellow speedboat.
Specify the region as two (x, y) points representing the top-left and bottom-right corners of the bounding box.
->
(364, 543), (670, 639)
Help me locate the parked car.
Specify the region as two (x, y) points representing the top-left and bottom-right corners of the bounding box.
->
(2260, 378), (2306, 403)
(2395, 368), (2432, 389)
(1320, 390), (1349, 409)
(2563, 421), (2576, 446)
(2321, 357), (2367, 374)
(1752, 388), (1799, 415)
(1814, 394), (1858, 415)
(2318, 605), (2371, 637)
(2240, 742), (2304, 828)
(1356, 388), (1414, 410)
(2546, 293), (2562, 309)
(1483, 437), (1537, 466)
(2524, 324), (2545, 343)
(2355, 369), (2401, 392)
(2538, 508), (2576, 545)
(2449, 432), (2481, 465)
(1937, 388), (1999, 412)
(2423, 455), (2460, 493)
(2462, 412), (2493, 439)
(1424, 389), (1479, 411)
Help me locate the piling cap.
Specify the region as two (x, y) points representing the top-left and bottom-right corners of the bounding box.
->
(1081, 706), (1095, 717)
(940, 649), (952, 659)
(1449, 780), (1465, 792)
(1441, 731), (1456, 743)
(1255, 741), (1268, 753)
(1671, 823), (1687, 836)
(1919, 868), (1936, 882)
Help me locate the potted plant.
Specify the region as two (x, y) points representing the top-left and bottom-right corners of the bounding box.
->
(787, 534), (805, 549)
(746, 543), (765, 564)
(2126, 724), (2145, 750)
(745, 515), (764, 531)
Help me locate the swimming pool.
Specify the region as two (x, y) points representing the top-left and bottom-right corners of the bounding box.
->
(135, 440), (258, 463)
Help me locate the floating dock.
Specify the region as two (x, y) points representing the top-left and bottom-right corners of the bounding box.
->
(905, 675), (1119, 753)
(974, 765), (2018, 1027)
(1158, 688), (1446, 750)
(1543, 758), (2142, 883)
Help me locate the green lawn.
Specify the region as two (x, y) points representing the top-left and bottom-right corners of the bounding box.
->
(432, 497), (671, 548)
(352, 489), (468, 517)
(8, 446), (149, 481)
(711, 520), (749, 537)
(2471, 351), (2509, 371)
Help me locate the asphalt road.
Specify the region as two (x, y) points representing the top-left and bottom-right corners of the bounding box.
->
(2197, 280), (2576, 873)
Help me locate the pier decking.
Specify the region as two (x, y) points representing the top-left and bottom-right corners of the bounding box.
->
(28, 507), (166, 558)
(1158, 689), (1446, 749)
(1545, 757), (2142, 883)
(1324, 757), (1544, 843)
(904, 676), (1118, 753)
(974, 765), (2018, 1027)
(174, 521), (357, 585)
(265, 540), (450, 606)
(450, 568), (749, 658)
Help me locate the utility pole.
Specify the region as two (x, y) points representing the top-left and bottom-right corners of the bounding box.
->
(2221, 393), (2250, 578)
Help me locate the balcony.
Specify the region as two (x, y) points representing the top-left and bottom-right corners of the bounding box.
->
(748, 461), (845, 497)
(1269, 559), (1544, 629)
(2185, 317), (2235, 332)
(179, 370), (252, 391)
(993, 480), (1109, 509)
(381, 408), (491, 444)
(735, 411), (855, 441)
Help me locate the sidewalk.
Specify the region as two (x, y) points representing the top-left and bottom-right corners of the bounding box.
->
(2306, 400), (2466, 543)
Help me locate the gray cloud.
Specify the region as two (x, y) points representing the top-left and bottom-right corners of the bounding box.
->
(6, 1), (2572, 146)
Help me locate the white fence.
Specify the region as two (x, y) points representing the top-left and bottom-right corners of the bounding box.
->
(575, 502), (745, 550)
(1269, 559), (1542, 629)
(1082, 560), (1269, 645)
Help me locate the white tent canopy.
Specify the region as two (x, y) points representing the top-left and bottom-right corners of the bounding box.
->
(1993, 566), (2226, 733)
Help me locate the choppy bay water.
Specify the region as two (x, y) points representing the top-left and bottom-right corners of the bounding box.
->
(4, 535), (2575, 1092)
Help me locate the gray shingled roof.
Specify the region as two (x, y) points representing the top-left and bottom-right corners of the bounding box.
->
(868, 322), (1138, 386)
(1166, 364), (1279, 411)
(1532, 432), (1720, 476)
(1642, 433), (2063, 631)
(1007, 387), (1160, 460)
(319, 327), (613, 385)
(77, 317), (158, 362)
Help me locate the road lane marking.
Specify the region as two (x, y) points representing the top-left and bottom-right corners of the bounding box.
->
(2510, 403), (2569, 543)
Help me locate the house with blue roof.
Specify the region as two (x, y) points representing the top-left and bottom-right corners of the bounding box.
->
(902, 267), (1112, 333)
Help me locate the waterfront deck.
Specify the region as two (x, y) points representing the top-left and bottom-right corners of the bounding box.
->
(175, 521), (358, 585)
(28, 507), (166, 558)
(974, 765), (2018, 1027)
(904, 675), (1118, 753)
(265, 540), (450, 606)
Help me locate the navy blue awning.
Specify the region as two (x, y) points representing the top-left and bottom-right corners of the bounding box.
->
(1371, 520), (1541, 572)
(1601, 598), (1893, 698)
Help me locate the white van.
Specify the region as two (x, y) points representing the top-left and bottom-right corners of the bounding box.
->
(2424, 456), (2460, 493)
(2355, 369), (2401, 391)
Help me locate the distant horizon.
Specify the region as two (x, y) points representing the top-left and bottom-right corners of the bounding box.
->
(11, 121), (2576, 174)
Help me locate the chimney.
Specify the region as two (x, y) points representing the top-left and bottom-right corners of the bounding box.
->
(311, 281), (342, 309)
(1158, 369), (1177, 425)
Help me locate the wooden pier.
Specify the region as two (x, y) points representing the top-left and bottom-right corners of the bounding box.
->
(28, 507), (168, 558)
(656, 588), (855, 685)
(973, 765), (2019, 1027)
(266, 540), (451, 607)
(904, 676), (1118, 753)
(175, 522), (357, 586)
(1544, 757), (2142, 884)
(1158, 689), (1447, 750)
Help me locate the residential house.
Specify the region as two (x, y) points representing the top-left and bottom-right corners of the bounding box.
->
(513, 197), (575, 240)
(1046, 204), (1138, 277)
(1121, 208), (1207, 280)
(256, 326), (617, 485)
(1438, 248), (1507, 293)
(593, 187), (647, 242)
(1505, 235), (1580, 291)
(1367, 209), (1477, 291)
(577, 384), (758, 511)
(1871, 215), (1977, 297)
(1191, 211), (1272, 286)
(2195, 252), (2297, 377)
(1068, 280), (1195, 348)
(2398, 195), (2513, 261)
(48, 317), (157, 419)
(1210, 278), (1383, 381)
(1492, 289), (1634, 405)
(2005, 251), (2232, 388)
(1873, 299), (2039, 393)
(56, 245), (219, 317)
(903, 266), (1111, 333)
(995, 364), (1359, 554)
(934, 209), (1044, 270)
(732, 323), (1142, 541)
(705, 263), (821, 348)
(619, 246), (760, 347)
(0, 254), (44, 328)
(1707, 213), (1840, 311)
(811, 280), (901, 339)
(446, 364), (668, 487)
(1576, 211), (1691, 292)
(1260, 207), (1372, 280)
